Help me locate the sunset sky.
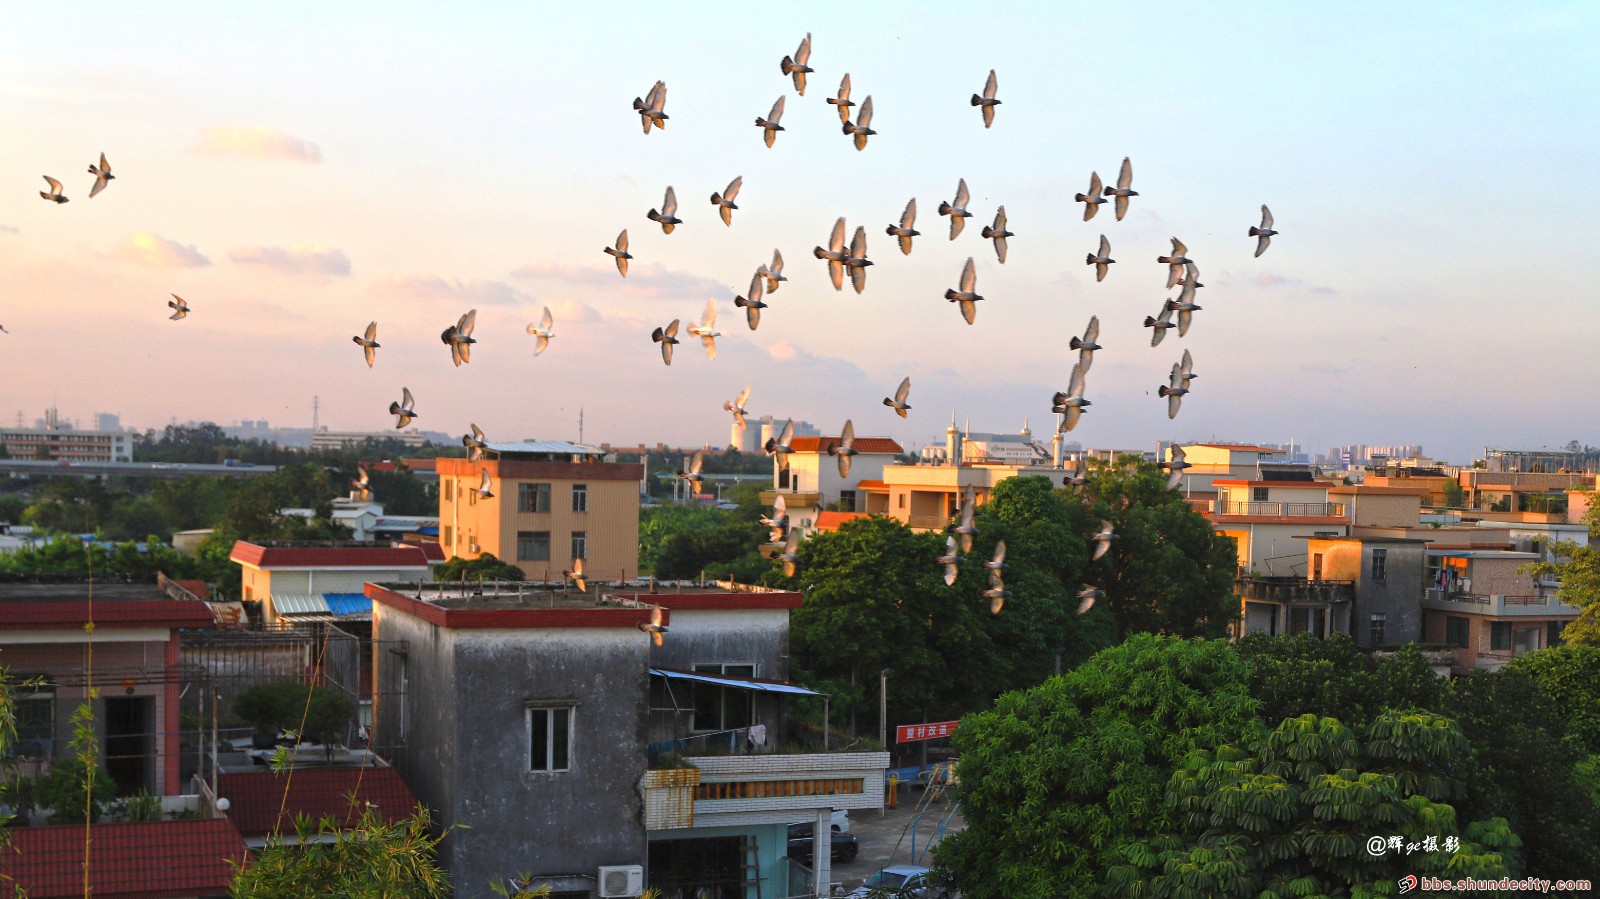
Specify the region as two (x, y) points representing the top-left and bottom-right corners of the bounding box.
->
(2, 2), (1595, 462)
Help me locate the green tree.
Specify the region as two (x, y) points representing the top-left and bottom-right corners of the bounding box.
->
(936, 636), (1259, 899)
(1236, 633), (1445, 733)
(233, 680), (356, 749)
(1080, 458), (1239, 637)
(1108, 711), (1519, 897)
(229, 806), (451, 898)
(1442, 481), (1466, 507)
(1523, 496), (1600, 643)
(435, 552), (526, 582)
(33, 703), (116, 824)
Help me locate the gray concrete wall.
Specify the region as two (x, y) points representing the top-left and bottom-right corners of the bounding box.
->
(1354, 543), (1427, 647)
(371, 607), (458, 852)
(648, 609), (790, 679)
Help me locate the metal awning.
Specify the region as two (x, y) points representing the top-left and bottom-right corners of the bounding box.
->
(649, 668), (823, 696)
(269, 594), (331, 616)
(323, 593), (372, 616)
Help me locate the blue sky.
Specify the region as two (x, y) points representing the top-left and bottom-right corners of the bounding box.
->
(1, 2), (1595, 462)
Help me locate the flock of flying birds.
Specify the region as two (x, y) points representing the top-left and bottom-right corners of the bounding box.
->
(23, 33), (1280, 632)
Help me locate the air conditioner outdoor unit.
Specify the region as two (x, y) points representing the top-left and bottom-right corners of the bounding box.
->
(597, 865), (644, 898)
(469, 542), (481, 554)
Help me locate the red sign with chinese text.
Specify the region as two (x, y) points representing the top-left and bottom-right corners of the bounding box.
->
(896, 721), (959, 743)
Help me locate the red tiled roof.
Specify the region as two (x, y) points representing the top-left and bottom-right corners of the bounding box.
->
(0, 599), (215, 631)
(1, 819), (248, 899)
(787, 436), (904, 454)
(231, 541), (440, 569)
(217, 766), (419, 838)
(815, 511), (868, 531)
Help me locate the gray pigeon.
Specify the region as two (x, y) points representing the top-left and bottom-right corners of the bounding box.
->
(1250, 205), (1277, 257)
(87, 153), (115, 198)
(971, 69), (1000, 128)
(647, 186), (681, 234)
(1086, 234), (1114, 282)
(677, 450), (705, 495)
(603, 229), (632, 276)
(777, 527), (802, 577)
(633, 80), (668, 133)
(463, 423), (488, 461)
(1159, 361), (1189, 419)
(353, 321), (379, 367)
(755, 96), (786, 148)
(734, 270), (767, 330)
(886, 198), (920, 255)
(844, 226), (872, 294)
(1160, 445), (1191, 489)
(1157, 237), (1192, 289)
(1052, 362), (1090, 432)
(389, 387), (417, 429)
(564, 558), (588, 593)
(883, 376), (911, 418)
(762, 249), (787, 292)
(781, 33), (813, 95)
(982, 567), (1011, 615)
(826, 73), (855, 123)
(812, 217), (849, 291)
(443, 309), (477, 366)
(475, 468), (494, 499)
(39, 176), (67, 204)
(638, 602), (667, 645)
(710, 176), (743, 227)
(1144, 304), (1176, 347)
(938, 178), (972, 239)
(828, 419), (858, 477)
(937, 536), (964, 586)
(983, 540), (1008, 575)
(1091, 519), (1118, 561)
(1074, 173), (1105, 221)
(351, 466), (373, 501)
(1070, 315), (1100, 373)
(952, 485), (978, 554)
(1102, 157), (1138, 221)
(944, 257), (983, 325)
(687, 298), (720, 360)
(725, 385), (751, 430)
(651, 319), (680, 365)
(167, 295), (189, 320)
(1077, 585), (1102, 615)
(980, 206), (1012, 263)
(842, 96), (876, 151)
(764, 418), (796, 470)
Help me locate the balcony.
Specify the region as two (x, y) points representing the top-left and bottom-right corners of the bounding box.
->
(1422, 589), (1581, 617)
(906, 515), (951, 531)
(759, 490), (822, 510)
(1238, 576), (1355, 604)
(1214, 501), (1347, 519)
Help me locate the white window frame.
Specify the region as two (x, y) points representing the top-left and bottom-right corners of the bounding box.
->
(526, 704), (574, 774)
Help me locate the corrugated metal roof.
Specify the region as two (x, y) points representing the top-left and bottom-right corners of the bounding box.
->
(485, 441), (606, 455)
(270, 594), (331, 615)
(323, 593), (372, 616)
(650, 668), (823, 696)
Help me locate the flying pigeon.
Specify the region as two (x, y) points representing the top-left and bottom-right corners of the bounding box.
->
(826, 73), (855, 123)
(1160, 445), (1191, 489)
(1074, 172), (1105, 221)
(1179, 348), (1197, 385)
(1052, 362), (1091, 432)
(777, 526), (803, 578)
(527, 306), (555, 355)
(1086, 234), (1114, 282)
(884, 376), (911, 418)
(1070, 315), (1101, 373)
(764, 418), (796, 471)
(167, 295), (189, 320)
(983, 540), (1008, 575)
(781, 33), (813, 94)
(725, 385), (751, 430)
(953, 485), (978, 553)
(937, 536), (964, 586)
(1076, 585), (1102, 615)
(1165, 291), (1202, 338)
(711, 176), (743, 227)
(604, 230), (632, 276)
(351, 466), (372, 501)
(564, 558), (587, 593)
(634, 80), (668, 133)
(938, 178), (972, 240)
(1159, 361), (1190, 419)
(389, 387), (417, 429)
(760, 494), (788, 543)
(442, 309), (477, 366)
(982, 567), (1011, 615)
(1250, 205), (1277, 257)
(844, 226), (872, 294)
(87, 153), (114, 198)
(638, 603), (668, 645)
(651, 319), (680, 366)
(0, 325), (8, 334)
(1144, 304), (1176, 347)
(828, 419), (857, 478)
(842, 96), (875, 151)
(813, 217), (849, 291)
(687, 299), (720, 360)
(475, 468), (494, 499)
(755, 96), (786, 148)
(39, 176), (67, 204)
(734, 270), (767, 330)
(972, 69), (1000, 128)
(1091, 520), (1117, 561)
(886, 198), (919, 255)
(1157, 237), (1192, 289)
(945, 257), (983, 325)
(678, 450), (705, 495)
(463, 423), (487, 462)
(1103, 157), (1137, 221)
(1176, 261), (1204, 290)
(1063, 459), (1088, 494)
(353, 321), (380, 367)
(762, 249), (787, 292)
(980, 206), (1012, 263)
(648, 186), (681, 234)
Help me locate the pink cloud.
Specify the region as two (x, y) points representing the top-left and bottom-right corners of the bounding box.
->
(110, 232), (211, 268)
(194, 126), (322, 163)
(512, 261), (729, 302)
(373, 274), (530, 306)
(230, 245), (351, 277)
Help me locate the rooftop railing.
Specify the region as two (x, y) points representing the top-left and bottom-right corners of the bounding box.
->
(1215, 501), (1346, 518)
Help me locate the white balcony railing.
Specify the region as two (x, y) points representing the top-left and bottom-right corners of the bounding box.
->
(1214, 501), (1346, 518)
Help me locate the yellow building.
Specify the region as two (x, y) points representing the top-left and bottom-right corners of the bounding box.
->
(437, 442), (643, 580)
(1210, 477), (1348, 576)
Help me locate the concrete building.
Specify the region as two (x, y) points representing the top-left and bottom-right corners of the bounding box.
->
(1, 425), (133, 463)
(309, 427), (429, 450)
(230, 540), (443, 625)
(766, 435), (903, 539)
(1421, 549), (1582, 670)
(1308, 536), (1429, 648)
(1209, 473), (1348, 576)
(437, 441), (643, 581)
(367, 580), (887, 899)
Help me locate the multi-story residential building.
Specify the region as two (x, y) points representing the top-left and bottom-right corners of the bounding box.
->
(1456, 470), (1587, 513)
(1209, 472), (1348, 576)
(366, 580), (887, 899)
(437, 441), (643, 581)
(309, 427), (429, 450)
(230, 539), (443, 625)
(1421, 549), (1582, 669)
(766, 435), (903, 538)
(1167, 443), (1290, 501)
(0, 425), (132, 462)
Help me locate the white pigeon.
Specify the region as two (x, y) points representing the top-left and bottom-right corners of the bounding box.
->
(842, 96), (876, 151)
(781, 33), (813, 94)
(944, 257), (983, 325)
(827, 419), (858, 478)
(980, 206), (1012, 264)
(527, 306), (555, 355)
(812, 217), (849, 291)
(1086, 234), (1114, 282)
(87, 153), (115, 198)
(687, 299), (720, 360)
(1157, 238), (1192, 289)
(1103, 157), (1138, 221)
(883, 377), (911, 418)
(647, 186), (681, 234)
(755, 96), (786, 148)
(972, 69), (1000, 128)
(651, 319), (680, 366)
(724, 385), (751, 430)
(1074, 172), (1105, 221)
(167, 295), (189, 320)
(937, 536), (964, 586)
(352, 321), (380, 368)
(826, 73), (855, 123)
(39, 176), (67, 204)
(734, 270), (767, 330)
(844, 226), (872, 294)
(1070, 316), (1101, 373)
(710, 176), (743, 227)
(634, 80), (668, 133)
(886, 198), (919, 255)
(938, 178), (972, 240)
(762, 249), (787, 293)
(604, 230), (632, 276)
(1091, 520), (1117, 561)
(1250, 205), (1277, 257)
(389, 387), (417, 429)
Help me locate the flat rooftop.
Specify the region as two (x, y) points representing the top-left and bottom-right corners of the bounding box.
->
(0, 580), (176, 603)
(366, 579), (803, 626)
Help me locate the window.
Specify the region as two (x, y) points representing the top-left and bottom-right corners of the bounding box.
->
(527, 706), (572, 772)
(443, 526), (453, 548)
(839, 490), (857, 511)
(1445, 616), (1470, 648)
(443, 480), (453, 501)
(1311, 554), (1323, 581)
(897, 494), (906, 509)
(1370, 548), (1387, 582)
(693, 663), (755, 732)
(571, 484), (588, 513)
(1252, 487), (1269, 503)
(1369, 614), (1386, 647)
(517, 531), (551, 562)
(16, 691), (54, 749)
(570, 532), (586, 561)
(1490, 621), (1512, 651)
(518, 482), (551, 513)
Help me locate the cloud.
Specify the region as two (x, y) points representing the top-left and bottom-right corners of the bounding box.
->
(373, 274), (530, 306)
(0, 225), (18, 235)
(1254, 272), (1297, 287)
(110, 232), (211, 268)
(193, 125), (323, 163)
(548, 299), (602, 324)
(512, 261), (729, 301)
(229, 245), (351, 277)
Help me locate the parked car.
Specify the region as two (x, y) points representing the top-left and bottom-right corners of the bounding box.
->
(787, 822), (859, 863)
(846, 865), (948, 899)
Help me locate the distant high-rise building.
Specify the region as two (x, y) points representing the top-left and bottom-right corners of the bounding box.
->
(94, 413), (122, 432)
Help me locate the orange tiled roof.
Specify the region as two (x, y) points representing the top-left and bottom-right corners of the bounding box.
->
(815, 511), (869, 531)
(788, 436), (904, 454)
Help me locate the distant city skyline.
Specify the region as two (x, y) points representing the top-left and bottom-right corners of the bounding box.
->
(3, 4), (1595, 464)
